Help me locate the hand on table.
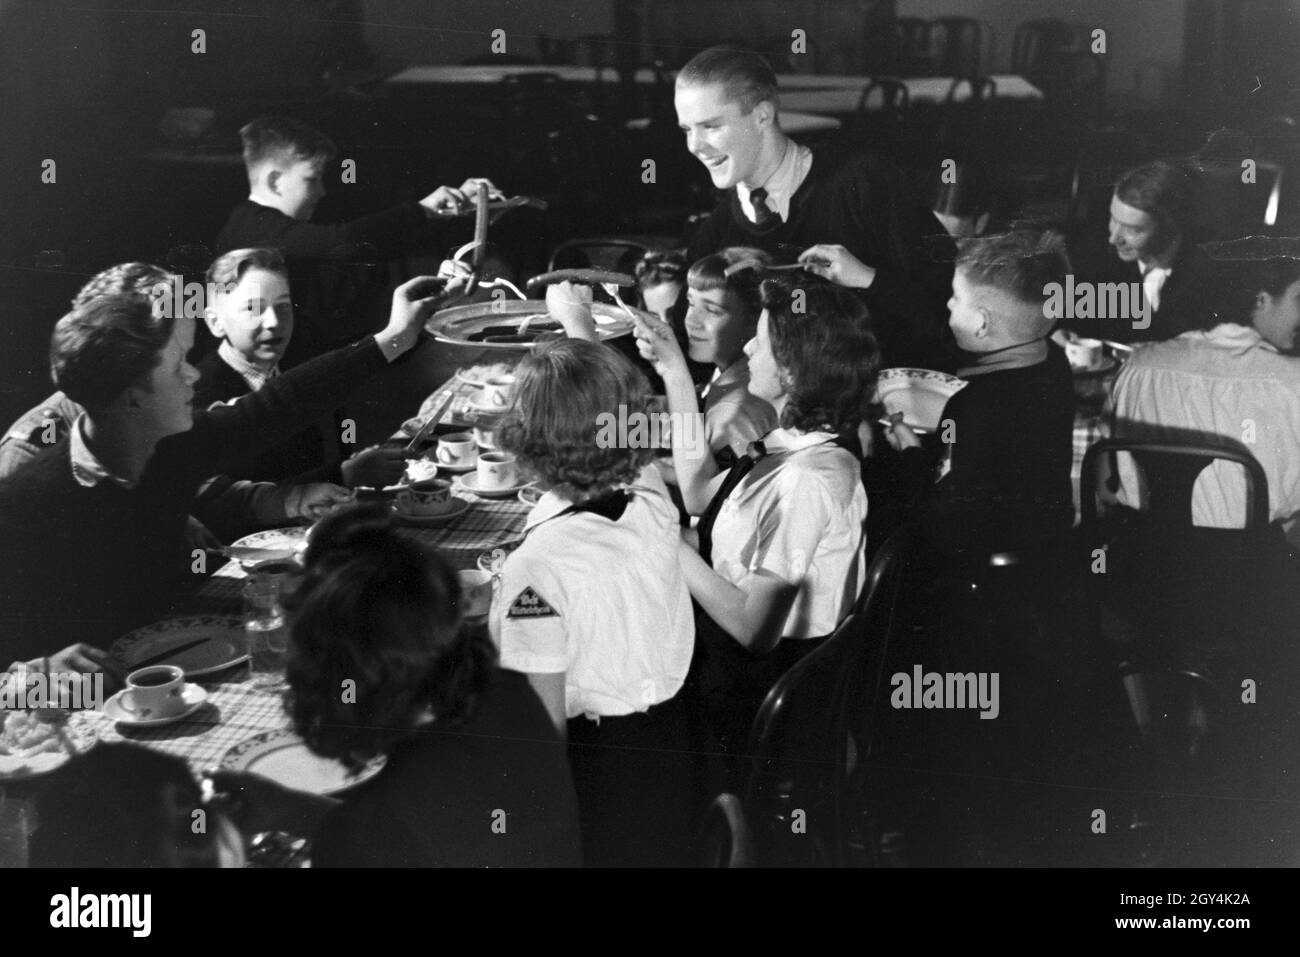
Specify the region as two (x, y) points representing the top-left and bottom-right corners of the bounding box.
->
(341, 445), (407, 489)
(798, 244), (877, 289)
(19, 643), (111, 676)
(633, 310), (690, 382)
(546, 280), (597, 341)
(183, 515), (223, 552)
(284, 482), (355, 521)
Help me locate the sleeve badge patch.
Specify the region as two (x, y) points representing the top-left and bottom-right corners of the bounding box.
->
(506, 586), (560, 619)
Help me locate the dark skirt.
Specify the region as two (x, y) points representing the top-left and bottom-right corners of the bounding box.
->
(566, 692), (695, 867)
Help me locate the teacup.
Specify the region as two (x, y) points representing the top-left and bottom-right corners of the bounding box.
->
(394, 478), (455, 516)
(435, 432), (478, 469)
(121, 665), (187, 720)
(476, 452), (517, 491)
(472, 411), (502, 450)
(1064, 336), (1105, 370)
(481, 374), (517, 410)
(457, 569), (494, 619)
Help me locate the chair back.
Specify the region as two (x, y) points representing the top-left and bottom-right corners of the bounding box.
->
(740, 528), (915, 866)
(1081, 439), (1270, 534)
(547, 238), (653, 274)
(697, 793), (755, 868)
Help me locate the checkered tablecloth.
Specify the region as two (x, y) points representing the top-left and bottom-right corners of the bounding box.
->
(85, 679), (291, 778)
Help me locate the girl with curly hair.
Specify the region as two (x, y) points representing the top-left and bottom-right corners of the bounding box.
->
(211, 505), (582, 867)
(491, 336), (696, 867)
(636, 273), (881, 754)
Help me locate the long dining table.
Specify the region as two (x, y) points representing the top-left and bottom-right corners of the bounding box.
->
(85, 370), (529, 781)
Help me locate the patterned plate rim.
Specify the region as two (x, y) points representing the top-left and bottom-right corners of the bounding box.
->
(219, 728), (385, 795)
(109, 616), (247, 677)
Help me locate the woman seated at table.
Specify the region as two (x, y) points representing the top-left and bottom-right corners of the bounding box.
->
(212, 505), (582, 867)
(635, 275), (878, 754)
(490, 338), (696, 867)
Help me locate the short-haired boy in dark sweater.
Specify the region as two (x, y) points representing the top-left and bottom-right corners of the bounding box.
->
(888, 229), (1076, 560)
(213, 115), (498, 360)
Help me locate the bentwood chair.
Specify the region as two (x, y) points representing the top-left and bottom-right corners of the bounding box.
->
(738, 528), (915, 867)
(929, 17), (986, 77)
(697, 793), (755, 868)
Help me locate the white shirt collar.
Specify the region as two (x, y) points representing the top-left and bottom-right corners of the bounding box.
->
(761, 426), (838, 454)
(523, 489), (574, 534)
(218, 340), (279, 392)
(737, 142), (812, 223)
(1196, 322), (1278, 353)
(69, 414), (134, 489)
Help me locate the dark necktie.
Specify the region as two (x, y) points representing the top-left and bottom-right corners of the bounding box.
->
(697, 439), (767, 565)
(749, 187), (778, 228)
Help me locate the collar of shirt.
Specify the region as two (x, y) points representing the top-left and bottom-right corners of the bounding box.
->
(737, 142), (812, 223)
(1191, 322), (1278, 354)
(218, 340), (279, 392)
(523, 489), (580, 534)
(700, 358), (748, 401)
(761, 426), (837, 455)
(69, 414), (134, 489)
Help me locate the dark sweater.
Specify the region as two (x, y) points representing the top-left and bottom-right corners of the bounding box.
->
(0, 339), (388, 664)
(312, 669), (583, 868)
(192, 350), (342, 486)
(687, 147), (958, 371)
(213, 199), (434, 362)
(904, 345), (1076, 557)
(1065, 239), (1228, 344)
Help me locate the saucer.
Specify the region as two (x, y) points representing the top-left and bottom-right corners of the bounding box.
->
(456, 474), (534, 499)
(466, 398), (512, 417)
(102, 684), (209, 727)
(1071, 356), (1118, 376)
(430, 458), (477, 474)
(391, 497), (472, 526)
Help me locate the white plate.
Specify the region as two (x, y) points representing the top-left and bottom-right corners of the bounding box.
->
(465, 398), (513, 416)
(456, 474), (535, 499)
(110, 617), (249, 678)
(1071, 356), (1119, 376)
(101, 684), (209, 727)
(0, 711), (99, 780)
(390, 497), (472, 526)
(219, 728), (385, 796)
(231, 526), (309, 554)
(876, 367), (968, 433)
(453, 363), (517, 389)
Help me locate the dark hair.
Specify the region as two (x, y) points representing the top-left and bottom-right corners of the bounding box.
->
(239, 115), (336, 173)
(205, 247), (288, 289)
(677, 45), (778, 113)
(1205, 235), (1300, 325)
(281, 505), (495, 775)
(1114, 160), (1192, 232)
(50, 294), (175, 411)
(760, 275), (880, 435)
(32, 743), (223, 867)
(687, 246), (770, 322)
(497, 338), (656, 501)
(635, 249), (689, 289)
(956, 228), (1072, 305)
(71, 262), (172, 309)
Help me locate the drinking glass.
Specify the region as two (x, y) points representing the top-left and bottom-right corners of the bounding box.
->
(243, 577), (289, 690)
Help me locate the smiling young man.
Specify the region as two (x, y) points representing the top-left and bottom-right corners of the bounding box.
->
(675, 46), (957, 370)
(0, 274), (454, 667)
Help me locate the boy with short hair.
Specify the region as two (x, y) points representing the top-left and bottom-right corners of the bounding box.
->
(194, 247), (404, 491)
(889, 229), (1076, 558)
(213, 115), (498, 359)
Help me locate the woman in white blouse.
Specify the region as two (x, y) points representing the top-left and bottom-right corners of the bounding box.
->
(635, 275), (881, 753)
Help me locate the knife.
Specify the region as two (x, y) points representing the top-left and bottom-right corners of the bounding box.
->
(127, 636), (214, 672)
(405, 392), (457, 453)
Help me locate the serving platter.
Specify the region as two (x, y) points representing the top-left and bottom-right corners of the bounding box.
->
(425, 300), (642, 350)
